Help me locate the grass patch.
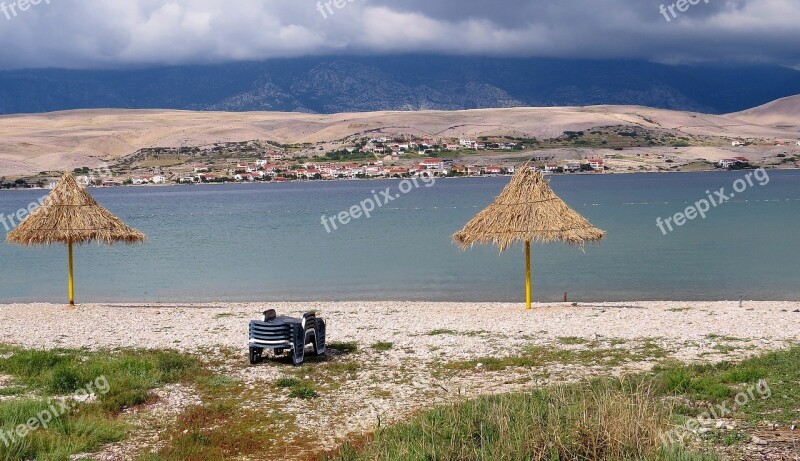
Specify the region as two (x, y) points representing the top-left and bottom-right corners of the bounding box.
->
(138, 400), (294, 461)
(275, 377), (302, 388)
(0, 386), (26, 397)
(557, 336), (590, 345)
(712, 344), (738, 354)
(445, 341), (669, 372)
(426, 329), (458, 336)
(274, 376), (320, 399)
(324, 347), (800, 460)
(196, 374), (239, 389)
(0, 400), (128, 461)
(653, 347), (797, 422)
(321, 378), (717, 461)
(289, 385), (319, 400)
(328, 342), (359, 354)
(212, 313), (236, 319)
(371, 342), (393, 352)
(0, 347), (198, 413)
(0, 345), (199, 461)
(706, 334), (745, 342)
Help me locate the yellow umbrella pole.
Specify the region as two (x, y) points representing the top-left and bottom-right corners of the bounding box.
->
(525, 241), (532, 309)
(68, 240), (75, 306)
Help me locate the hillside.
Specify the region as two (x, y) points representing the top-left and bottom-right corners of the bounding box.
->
(729, 95), (800, 128)
(1, 101), (799, 177)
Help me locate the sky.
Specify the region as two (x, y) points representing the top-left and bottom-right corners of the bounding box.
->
(0, 0), (798, 70)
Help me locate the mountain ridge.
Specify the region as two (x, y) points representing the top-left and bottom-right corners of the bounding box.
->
(1, 57), (800, 116)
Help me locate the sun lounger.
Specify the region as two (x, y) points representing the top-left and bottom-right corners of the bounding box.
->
(248, 310), (326, 366)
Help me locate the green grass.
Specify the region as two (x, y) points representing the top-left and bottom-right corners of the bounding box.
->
(273, 376), (320, 399)
(328, 342), (359, 354)
(289, 385), (319, 400)
(0, 399), (127, 461)
(0, 347), (198, 413)
(557, 336), (590, 345)
(426, 329), (458, 336)
(0, 386), (26, 397)
(371, 342), (394, 352)
(324, 347), (800, 460)
(445, 341), (669, 372)
(0, 346), (199, 461)
(653, 347), (798, 422)
(322, 378), (718, 461)
(196, 374), (239, 389)
(275, 377), (302, 388)
(705, 335), (745, 342)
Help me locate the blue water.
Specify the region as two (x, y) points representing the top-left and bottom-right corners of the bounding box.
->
(1, 170), (799, 303)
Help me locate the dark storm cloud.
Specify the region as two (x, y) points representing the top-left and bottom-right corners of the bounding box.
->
(0, 0), (797, 69)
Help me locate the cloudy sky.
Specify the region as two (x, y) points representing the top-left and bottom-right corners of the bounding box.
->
(0, 0), (798, 69)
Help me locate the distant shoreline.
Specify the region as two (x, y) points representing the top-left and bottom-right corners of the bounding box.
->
(2, 166), (797, 193)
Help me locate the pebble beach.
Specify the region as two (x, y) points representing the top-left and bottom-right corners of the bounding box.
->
(1, 301), (798, 356)
(1, 300), (798, 460)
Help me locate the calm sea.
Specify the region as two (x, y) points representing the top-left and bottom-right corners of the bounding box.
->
(1, 170), (798, 303)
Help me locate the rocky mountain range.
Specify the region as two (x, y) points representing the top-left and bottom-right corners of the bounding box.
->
(1, 56), (799, 115)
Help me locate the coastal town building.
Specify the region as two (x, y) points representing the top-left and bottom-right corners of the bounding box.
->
(718, 157), (749, 168)
(588, 159), (605, 171)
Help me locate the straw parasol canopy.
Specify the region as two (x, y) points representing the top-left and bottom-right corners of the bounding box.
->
(7, 172), (145, 304)
(453, 164), (604, 308)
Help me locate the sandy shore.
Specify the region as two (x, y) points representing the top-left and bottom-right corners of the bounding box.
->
(1, 300), (798, 459)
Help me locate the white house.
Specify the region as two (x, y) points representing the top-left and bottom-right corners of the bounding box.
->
(588, 159), (605, 171)
(235, 172), (264, 181)
(419, 159), (445, 171)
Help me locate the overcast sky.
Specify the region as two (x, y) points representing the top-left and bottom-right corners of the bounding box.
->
(0, 0), (797, 70)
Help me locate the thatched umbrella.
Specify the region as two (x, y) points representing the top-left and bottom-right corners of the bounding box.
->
(6, 172), (145, 305)
(453, 165), (605, 309)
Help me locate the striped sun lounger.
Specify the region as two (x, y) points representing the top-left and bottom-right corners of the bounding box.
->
(248, 309), (326, 366)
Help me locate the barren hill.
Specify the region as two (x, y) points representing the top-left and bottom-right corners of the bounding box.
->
(1, 101), (799, 177)
(728, 95), (800, 129)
